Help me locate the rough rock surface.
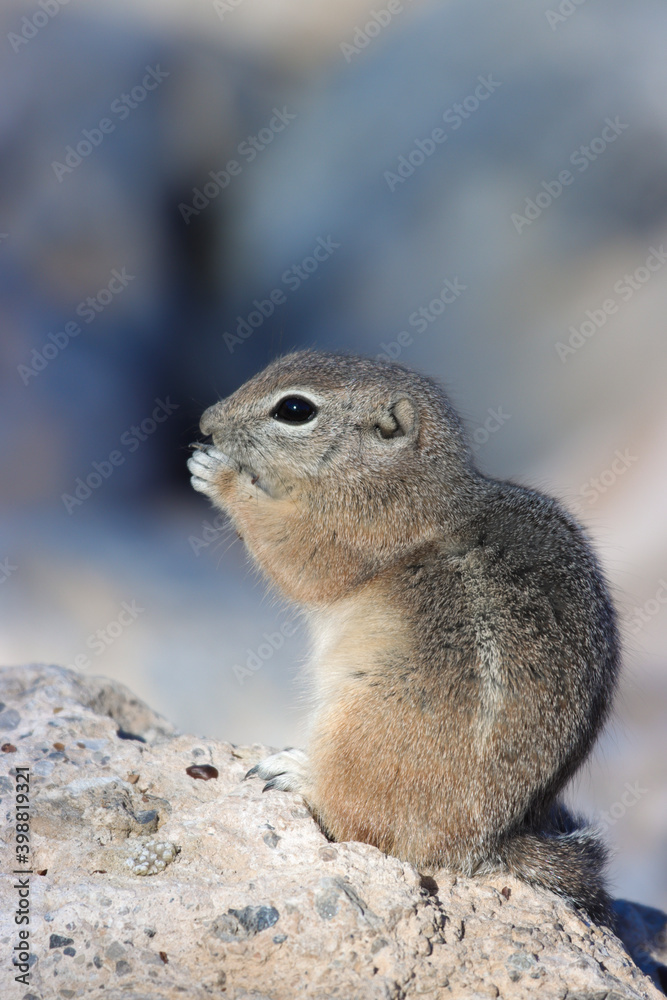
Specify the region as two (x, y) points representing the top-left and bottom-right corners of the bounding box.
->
(0, 665), (665, 1000)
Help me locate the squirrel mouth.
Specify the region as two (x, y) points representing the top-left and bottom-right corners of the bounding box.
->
(194, 433), (276, 498)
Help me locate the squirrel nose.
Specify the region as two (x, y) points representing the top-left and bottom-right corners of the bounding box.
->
(200, 402), (224, 436)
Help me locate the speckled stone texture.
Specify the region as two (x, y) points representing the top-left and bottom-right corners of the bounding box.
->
(0, 664), (665, 1000)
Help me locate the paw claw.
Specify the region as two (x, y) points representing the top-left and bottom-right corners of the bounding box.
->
(187, 445), (234, 498)
(243, 748), (309, 797)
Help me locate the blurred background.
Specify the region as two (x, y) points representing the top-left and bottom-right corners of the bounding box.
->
(1, 0), (666, 909)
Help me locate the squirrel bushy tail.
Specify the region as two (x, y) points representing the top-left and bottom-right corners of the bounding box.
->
(495, 807), (612, 925)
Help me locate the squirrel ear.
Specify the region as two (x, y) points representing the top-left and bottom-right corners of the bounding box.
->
(374, 396), (418, 441)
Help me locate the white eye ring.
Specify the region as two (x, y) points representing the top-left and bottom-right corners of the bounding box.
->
(266, 388), (323, 431)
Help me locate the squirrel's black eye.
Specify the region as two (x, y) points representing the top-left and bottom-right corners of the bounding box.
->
(272, 396), (317, 423)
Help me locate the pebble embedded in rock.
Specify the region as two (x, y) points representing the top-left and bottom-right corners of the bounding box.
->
(135, 809), (159, 828)
(50, 934), (74, 949)
(0, 708), (20, 730)
(506, 951), (539, 982)
(186, 764), (218, 780)
(315, 887), (340, 921)
(125, 839), (180, 876)
(212, 905), (280, 941)
(33, 759), (55, 776)
(231, 905), (280, 935)
(117, 728), (146, 743)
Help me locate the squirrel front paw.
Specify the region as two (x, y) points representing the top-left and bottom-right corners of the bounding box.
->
(187, 445), (234, 499)
(245, 747), (310, 795)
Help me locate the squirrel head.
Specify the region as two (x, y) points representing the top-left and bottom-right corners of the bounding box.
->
(199, 351), (479, 601)
(201, 350), (473, 498)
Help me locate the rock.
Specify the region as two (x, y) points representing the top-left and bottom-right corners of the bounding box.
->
(615, 900), (667, 995)
(0, 663), (665, 1000)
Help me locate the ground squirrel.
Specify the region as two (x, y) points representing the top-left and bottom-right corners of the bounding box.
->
(188, 350), (619, 922)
